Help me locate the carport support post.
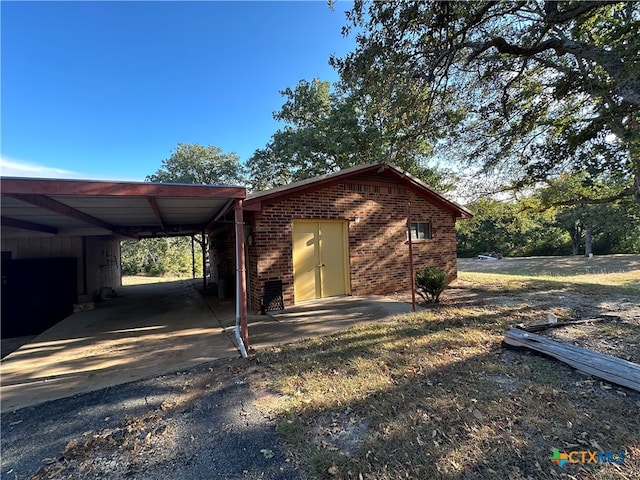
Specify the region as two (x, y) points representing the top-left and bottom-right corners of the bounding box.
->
(191, 235), (196, 279)
(202, 229), (207, 290)
(234, 200), (249, 356)
(407, 203), (416, 312)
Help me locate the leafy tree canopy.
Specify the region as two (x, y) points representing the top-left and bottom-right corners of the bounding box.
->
(536, 171), (640, 255)
(537, 170), (631, 208)
(146, 143), (246, 186)
(247, 79), (455, 192)
(332, 1), (640, 202)
(455, 196), (566, 257)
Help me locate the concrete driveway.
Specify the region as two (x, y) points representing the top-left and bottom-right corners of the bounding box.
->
(1, 279), (239, 412)
(2, 280), (415, 412)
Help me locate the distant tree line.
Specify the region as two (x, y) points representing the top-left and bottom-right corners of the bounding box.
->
(456, 195), (640, 258)
(121, 144), (241, 278)
(457, 171), (640, 257)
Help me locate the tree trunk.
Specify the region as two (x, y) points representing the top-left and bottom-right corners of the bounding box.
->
(584, 224), (593, 257)
(630, 114), (640, 205)
(569, 222), (582, 255)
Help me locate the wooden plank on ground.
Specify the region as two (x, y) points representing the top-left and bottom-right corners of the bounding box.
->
(504, 328), (640, 392)
(518, 315), (619, 333)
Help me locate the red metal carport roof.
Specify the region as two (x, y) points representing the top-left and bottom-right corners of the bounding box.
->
(0, 177), (246, 239)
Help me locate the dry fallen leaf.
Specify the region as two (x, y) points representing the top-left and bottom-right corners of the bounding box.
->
(260, 448), (275, 459)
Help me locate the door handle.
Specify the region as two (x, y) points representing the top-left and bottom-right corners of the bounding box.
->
(317, 263), (325, 267)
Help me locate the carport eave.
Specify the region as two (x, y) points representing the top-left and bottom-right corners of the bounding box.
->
(0, 177), (246, 199)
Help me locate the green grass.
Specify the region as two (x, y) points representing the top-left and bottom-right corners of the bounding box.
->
(253, 261), (640, 479)
(121, 275), (194, 285)
(459, 269), (640, 289)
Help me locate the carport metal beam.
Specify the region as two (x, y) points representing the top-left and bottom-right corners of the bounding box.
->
(7, 193), (137, 239)
(1, 216), (59, 234)
(206, 198), (235, 229)
(145, 196), (167, 231)
(202, 229), (207, 291)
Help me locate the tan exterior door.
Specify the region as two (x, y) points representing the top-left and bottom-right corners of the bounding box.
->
(292, 220), (349, 302)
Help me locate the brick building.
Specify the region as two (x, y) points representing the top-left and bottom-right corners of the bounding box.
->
(228, 162), (472, 311)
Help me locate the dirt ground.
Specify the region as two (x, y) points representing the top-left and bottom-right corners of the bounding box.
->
(1, 358), (301, 480)
(263, 252), (640, 480)
(457, 254), (640, 276)
(455, 255), (640, 363)
(389, 255), (640, 365)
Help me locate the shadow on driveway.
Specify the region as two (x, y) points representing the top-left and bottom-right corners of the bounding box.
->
(205, 294), (418, 352)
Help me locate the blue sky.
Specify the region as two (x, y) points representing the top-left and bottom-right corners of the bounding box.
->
(1, 1), (355, 181)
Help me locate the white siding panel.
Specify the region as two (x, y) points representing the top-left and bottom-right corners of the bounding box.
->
(85, 238), (121, 298)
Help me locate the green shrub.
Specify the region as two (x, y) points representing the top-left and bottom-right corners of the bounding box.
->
(416, 266), (448, 304)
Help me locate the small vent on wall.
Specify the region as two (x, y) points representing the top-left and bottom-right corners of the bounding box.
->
(345, 183), (381, 194)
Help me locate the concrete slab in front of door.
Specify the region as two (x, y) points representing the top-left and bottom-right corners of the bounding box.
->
(247, 295), (419, 349)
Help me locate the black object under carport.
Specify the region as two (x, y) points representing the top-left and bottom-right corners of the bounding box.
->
(1, 255), (77, 338)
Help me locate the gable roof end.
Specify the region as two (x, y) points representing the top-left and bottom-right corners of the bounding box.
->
(244, 162), (473, 218)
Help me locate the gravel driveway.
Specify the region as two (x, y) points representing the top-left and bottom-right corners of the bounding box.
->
(1, 357), (300, 480)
